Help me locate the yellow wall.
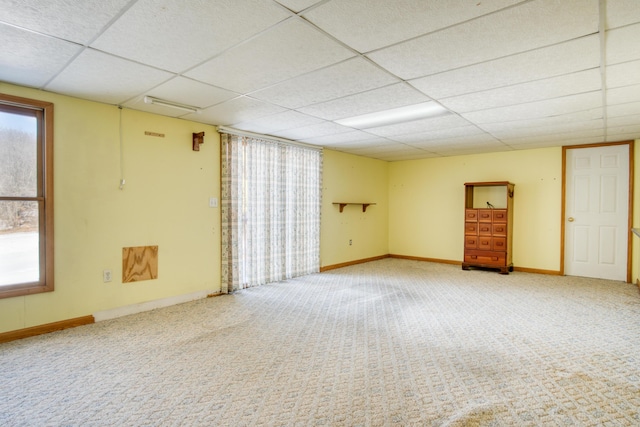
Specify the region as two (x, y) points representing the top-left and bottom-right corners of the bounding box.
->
(389, 148), (563, 272)
(0, 84), (221, 333)
(321, 149), (389, 267)
(1, 81), (637, 335)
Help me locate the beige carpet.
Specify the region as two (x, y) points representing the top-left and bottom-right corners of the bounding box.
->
(1, 259), (640, 426)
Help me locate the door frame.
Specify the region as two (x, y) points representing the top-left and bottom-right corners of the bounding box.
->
(560, 141), (634, 282)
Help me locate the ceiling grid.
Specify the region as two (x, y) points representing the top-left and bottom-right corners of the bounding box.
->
(0, 0), (638, 160)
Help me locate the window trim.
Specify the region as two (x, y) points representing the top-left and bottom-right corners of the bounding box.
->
(0, 93), (54, 299)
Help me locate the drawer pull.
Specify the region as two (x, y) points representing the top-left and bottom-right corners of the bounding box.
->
(471, 255), (477, 259)
(492, 257), (498, 261)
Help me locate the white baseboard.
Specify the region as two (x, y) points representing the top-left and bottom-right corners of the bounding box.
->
(93, 290), (216, 322)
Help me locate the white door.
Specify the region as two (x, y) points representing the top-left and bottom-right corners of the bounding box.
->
(565, 144), (629, 281)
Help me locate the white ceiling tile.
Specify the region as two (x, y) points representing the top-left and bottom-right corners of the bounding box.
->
(0, 24), (82, 88)
(318, 137), (393, 149)
(606, 0), (640, 29)
(607, 122), (640, 137)
(485, 119), (604, 139)
(503, 128), (604, 145)
(45, 49), (173, 105)
(607, 101), (640, 117)
(410, 36), (600, 99)
(188, 96), (287, 126)
(334, 143), (397, 154)
(272, 121), (353, 140)
(91, 0), (290, 72)
(231, 110), (324, 134)
(511, 136), (604, 150)
(478, 108), (603, 133)
(3, 0), (640, 159)
(441, 69), (602, 113)
(124, 77), (238, 110)
(185, 19), (354, 94)
(274, 0), (323, 13)
(297, 83), (430, 120)
(414, 133), (504, 148)
(303, 0), (521, 53)
(121, 79), (238, 118)
(0, 0), (130, 44)
(302, 131), (388, 146)
(365, 114), (471, 137)
(607, 113), (640, 127)
(606, 23), (640, 65)
(348, 144), (427, 160)
(430, 141), (511, 157)
(607, 60), (640, 88)
(383, 151), (441, 161)
(461, 92), (603, 124)
(369, 0), (599, 79)
(392, 126), (486, 144)
(433, 148), (511, 157)
(606, 133), (640, 143)
(607, 84), (640, 105)
(251, 57), (400, 109)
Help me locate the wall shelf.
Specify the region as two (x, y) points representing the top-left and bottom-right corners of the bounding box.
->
(333, 202), (376, 213)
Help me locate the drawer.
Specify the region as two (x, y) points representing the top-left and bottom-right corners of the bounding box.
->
(478, 210), (492, 222)
(492, 223), (507, 236)
(465, 222), (478, 235)
(478, 223), (492, 236)
(464, 236), (478, 249)
(492, 209), (508, 223)
(465, 209), (478, 221)
(478, 237), (492, 250)
(464, 250), (506, 266)
(492, 237), (507, 251)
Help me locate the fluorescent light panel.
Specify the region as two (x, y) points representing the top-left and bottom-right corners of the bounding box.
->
(335, 102), (450, 129)
(143, 96), (200, 114)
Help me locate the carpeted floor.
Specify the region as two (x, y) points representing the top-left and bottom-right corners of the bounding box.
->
(1, 259), (640, 426)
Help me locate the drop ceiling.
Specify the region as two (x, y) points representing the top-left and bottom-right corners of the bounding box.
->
(1, 0), (639, 161)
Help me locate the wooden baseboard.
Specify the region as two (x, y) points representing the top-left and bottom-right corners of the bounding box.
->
(0, 315), (95, 344)
(513, 266), (562, 275)
(389, 254), (461, 265)
(320, 254), (390, 272)
(323, 253), (564, 276)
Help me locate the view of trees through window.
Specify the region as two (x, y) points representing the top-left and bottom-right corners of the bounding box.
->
(0, 110), (39, 286)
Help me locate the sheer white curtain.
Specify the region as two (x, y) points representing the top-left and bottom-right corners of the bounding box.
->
(220, 131), (322, 293)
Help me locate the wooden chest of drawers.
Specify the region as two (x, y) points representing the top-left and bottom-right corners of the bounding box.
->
(462, 182), (514, 274)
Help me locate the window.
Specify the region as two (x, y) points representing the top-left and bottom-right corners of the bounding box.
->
(0, 94), (53, 298)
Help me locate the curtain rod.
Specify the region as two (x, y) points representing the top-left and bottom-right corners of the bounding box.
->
(217, 126), (323, 151)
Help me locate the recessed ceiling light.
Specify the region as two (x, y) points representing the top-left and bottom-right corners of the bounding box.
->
(335, 102), (450, 129)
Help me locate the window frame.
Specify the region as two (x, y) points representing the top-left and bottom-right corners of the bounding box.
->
(0, 93), (54, 299)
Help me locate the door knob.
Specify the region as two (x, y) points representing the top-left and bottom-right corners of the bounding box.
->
(568, 217), (575, 222)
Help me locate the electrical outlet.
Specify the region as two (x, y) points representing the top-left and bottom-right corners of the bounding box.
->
(103, 269), (112, 283)
(349, 239), (352, 246)
(209, 197), (218, 208)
